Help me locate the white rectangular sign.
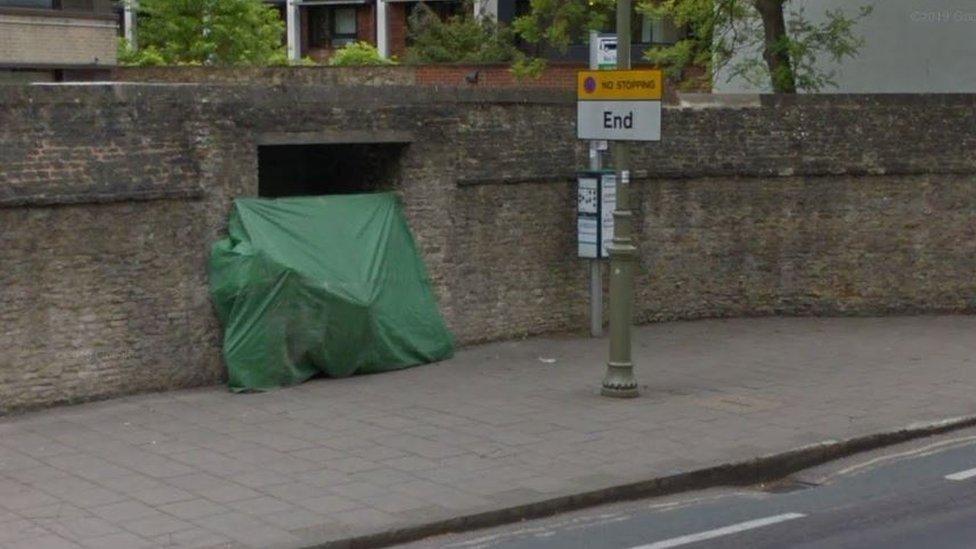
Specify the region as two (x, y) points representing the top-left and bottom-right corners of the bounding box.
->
(594, 34), (617, 69)
(577, 176), (599, 258)
(577, 100), (661, 141)
(577, 172), (615, 259)
(577, 70), (663, 142)
(600, 174), (616, 257)
(578, 217), (598, 258)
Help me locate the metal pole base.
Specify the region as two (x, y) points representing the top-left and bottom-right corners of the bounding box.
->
(589, 260), (603, 337)
(601, 361), (639, 398)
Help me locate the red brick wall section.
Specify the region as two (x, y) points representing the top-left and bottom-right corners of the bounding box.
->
(357, 5), (375, 45)
(388, 3), (408, 59)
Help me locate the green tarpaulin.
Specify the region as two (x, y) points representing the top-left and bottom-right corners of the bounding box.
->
(209, 193), (454, 392)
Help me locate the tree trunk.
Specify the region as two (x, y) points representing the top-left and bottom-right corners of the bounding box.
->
(753, 0), (796, 93)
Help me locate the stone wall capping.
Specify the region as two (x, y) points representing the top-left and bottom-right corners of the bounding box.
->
(677, 93), (762, 109)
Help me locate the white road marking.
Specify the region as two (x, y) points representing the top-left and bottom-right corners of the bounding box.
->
(945, 467), (976, 481)
(644, 491), (764, 513)
(629, 512), (807, 549)
(444, 512), (630, 547)
(820, 435), (976, 483)
(563, 515), (631, 532)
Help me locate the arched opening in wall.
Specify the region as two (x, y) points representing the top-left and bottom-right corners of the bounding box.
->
(257, 137), (410, 197)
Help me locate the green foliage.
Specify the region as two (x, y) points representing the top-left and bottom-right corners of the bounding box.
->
(328, 42), (397, 66)
(117, 0), (286, 66)
(509, 0), (614, 77)
(118, 37), (166, 66)
(510, 54), (547, 79)
(405, 3), (517, 64)
(641, 0), (716, 89)
(512, 0), (614, 53)
(784, 5), (874, 91)
(642, 0), (873, 93)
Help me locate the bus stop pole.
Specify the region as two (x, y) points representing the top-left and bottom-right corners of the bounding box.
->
(588, 31), (603, 338)
(601, 0), (639, 398)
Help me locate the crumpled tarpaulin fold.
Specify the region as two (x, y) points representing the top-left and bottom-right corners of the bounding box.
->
(209, 193), (454, 391)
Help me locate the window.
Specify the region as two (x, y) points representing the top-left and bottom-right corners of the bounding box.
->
(309, 6), (329, 48)
(406, 1), (462, 21)
(332, 8), (357, 47)
(308, 6), (358, 49)
(60, 0), (94, 9)
(0, 0), (101, 10)
(404, 2), (467, 47)
(513, 0), (530, 18)
(641, 15), (682, 45)
(0, 0), (58, 8)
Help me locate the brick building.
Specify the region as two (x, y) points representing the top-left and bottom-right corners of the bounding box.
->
(117, 0), (681, 64)
(0, 0), (680, 77)
(274, 0), (465, 61)
(269, 0), (465, 62)
(273, 0), (682, 63)
(0, 0), (118, 82)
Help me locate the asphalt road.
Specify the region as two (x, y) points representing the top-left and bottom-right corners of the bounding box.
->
(398, 427), (976, 549)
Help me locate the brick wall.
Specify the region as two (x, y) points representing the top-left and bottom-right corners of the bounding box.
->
(1, 85), (975, 412)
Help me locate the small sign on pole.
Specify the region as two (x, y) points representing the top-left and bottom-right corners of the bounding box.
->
(577, 175), (599, 259)
(577, 69), (663, 142)
(589, 33), (617, 70)
(577, 171), (617, 260)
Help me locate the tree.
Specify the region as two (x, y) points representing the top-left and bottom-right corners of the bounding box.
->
(644, 0), (874, 93)
(511, 0), (614, 56)
(118, 0), (286, 66)
(405, 2), (518, 64)
(510, 0), (614, 75)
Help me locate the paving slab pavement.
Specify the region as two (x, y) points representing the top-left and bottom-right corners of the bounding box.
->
(1, 316), (975, 548)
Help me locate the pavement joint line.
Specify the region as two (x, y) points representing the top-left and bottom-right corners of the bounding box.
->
(304, 414), (976, 549)
(627, 512), (806, 549)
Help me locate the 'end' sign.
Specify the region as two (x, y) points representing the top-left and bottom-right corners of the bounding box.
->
(577, 70), (663, 142)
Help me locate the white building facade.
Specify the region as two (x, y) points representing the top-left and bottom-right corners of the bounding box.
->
(714, 0), (976, 93)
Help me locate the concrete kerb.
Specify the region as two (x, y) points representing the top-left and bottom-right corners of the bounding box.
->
(310, 414), (976, 549)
